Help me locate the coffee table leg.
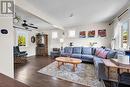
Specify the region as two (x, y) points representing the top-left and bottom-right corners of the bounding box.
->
(76, 64), (77, 67)
(73, 64), (77, 72)
(57, 62), (60, 69)
(62, 62), (64, 65)
(57, 62), (64, 69)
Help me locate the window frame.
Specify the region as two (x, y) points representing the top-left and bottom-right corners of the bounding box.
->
(68, 30), (76, 38)
(120, 20), (129, 49)
(52, 31), (58, 39)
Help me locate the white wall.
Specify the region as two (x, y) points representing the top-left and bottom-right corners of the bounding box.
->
(0, 17), (14, 78)
(39, 23), (112, 55)
(63, 23), (112, 47)
(14, 29), (38, 56)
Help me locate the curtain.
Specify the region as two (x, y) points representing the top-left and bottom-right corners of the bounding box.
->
(111, 18), (121, 49)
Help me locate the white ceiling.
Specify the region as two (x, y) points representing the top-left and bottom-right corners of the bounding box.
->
(16, 0), (130, 29)
(15, 6), (53, 29)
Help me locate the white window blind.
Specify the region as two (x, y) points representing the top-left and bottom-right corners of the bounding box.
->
(68, 30), (75, 37)
(52, 32), (58, 39)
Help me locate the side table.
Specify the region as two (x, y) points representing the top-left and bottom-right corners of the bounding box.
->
(102, 59), (130, 82)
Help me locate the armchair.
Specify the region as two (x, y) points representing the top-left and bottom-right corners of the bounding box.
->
(14, 46), (28, 57)
(50, 48), (60, 58)
(60, 47), (73, 57)
(13, 46), (28, 63)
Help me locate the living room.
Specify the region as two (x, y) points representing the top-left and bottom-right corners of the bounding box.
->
(0, 0), (130, 87)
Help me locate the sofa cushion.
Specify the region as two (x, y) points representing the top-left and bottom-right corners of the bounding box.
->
(107, 50), (117, 59)
(71, 54), (82, 58)
(81, 54), (94, 59)
(95, 48), (104, 56)
(82, 47), (92, 55)
(61, 53), (71, 57)
(64, 47), (73, 54)
(81, 54), (94, 62)
(51, 51), (60, 54)
(72, 47), (82, 54)
(114, 50), (125, 58)
(97, 50), (109, 59)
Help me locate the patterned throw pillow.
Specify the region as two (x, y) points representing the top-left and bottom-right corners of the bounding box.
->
(97, 50), (109, 59)
(107, 50), (117, 59)
(95, 48), (103, 56)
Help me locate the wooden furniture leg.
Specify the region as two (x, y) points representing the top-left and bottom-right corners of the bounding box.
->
(76, 64), (77, 67)
(57, 62), (64, 69)
(72, 64), (77, 72)
(108, 67), (110, 80)
(57, 61), (60, 69)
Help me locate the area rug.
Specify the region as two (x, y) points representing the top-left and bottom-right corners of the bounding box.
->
(38, 62), (105, 87)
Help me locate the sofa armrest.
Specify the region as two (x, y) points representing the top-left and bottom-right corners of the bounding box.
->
(20, 51), (27, 54)
(97, 63), (108, 80)
(61, 49), (64, 53)
(94, 58), (108, 80)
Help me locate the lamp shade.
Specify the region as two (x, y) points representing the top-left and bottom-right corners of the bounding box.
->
(60, 38), (64, 43)
(118, 55), (129, 64)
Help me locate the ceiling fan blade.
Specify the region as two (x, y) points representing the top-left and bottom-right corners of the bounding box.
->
(28, 25), (38, 29)
(22, 20), (38, 29)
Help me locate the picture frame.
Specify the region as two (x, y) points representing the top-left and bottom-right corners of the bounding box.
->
(88, 30), (95, 37)
(16, 30), (28, 47)
(79, 31), (86, 38)
(31, 36), (35, 43)
(98, 29), (106, 37)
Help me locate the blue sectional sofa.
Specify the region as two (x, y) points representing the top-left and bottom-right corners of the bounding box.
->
(61, 47), (96, 62)
(61, 46), (125, 80)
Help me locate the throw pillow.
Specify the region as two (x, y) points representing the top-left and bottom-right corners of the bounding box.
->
(95, 48), (103, 56)
(107, 50), (116, 59)
(97, 50), (109, 59)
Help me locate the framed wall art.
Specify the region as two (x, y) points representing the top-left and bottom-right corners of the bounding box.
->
(16, 30), (28, 46)
(98, 29), (106, 37)
(79, 31), (86, 38)
(88, 30), (95, 37)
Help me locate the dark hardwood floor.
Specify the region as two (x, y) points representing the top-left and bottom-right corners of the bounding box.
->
(14, 56), (89, 87)
(0, 73), (30, 87)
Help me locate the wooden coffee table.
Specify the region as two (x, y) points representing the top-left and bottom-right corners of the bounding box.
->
(55, 57), (82, 71)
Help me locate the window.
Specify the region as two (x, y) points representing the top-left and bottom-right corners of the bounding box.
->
(121, 21), (129, 49)
(52, 32), (58, 39)
(68, 30), (75, 37)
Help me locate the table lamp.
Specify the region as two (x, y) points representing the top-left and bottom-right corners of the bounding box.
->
(118, 55), (130, 64)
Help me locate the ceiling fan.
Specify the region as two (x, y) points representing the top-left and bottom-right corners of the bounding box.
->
(22, 20), (38, 29)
